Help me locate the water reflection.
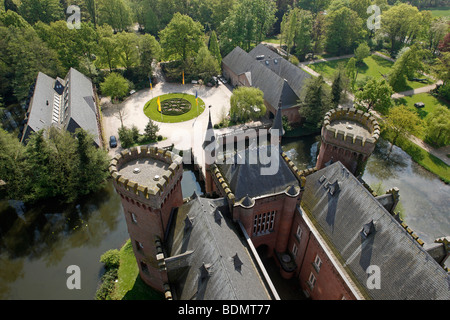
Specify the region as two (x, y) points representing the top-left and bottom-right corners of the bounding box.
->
(0, 169), (203, 299)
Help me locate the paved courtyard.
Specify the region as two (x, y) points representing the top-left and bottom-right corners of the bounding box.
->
(101, 78), (233, 157)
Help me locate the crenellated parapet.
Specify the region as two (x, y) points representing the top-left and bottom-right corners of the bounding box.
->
(281, 151), (316, 188)
(321, 107), (380, 153)
(109, 146), (183, 208)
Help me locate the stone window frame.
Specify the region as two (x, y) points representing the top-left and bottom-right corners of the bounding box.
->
(313, 254), (322, 273)
(295, 225), (302, 242)
(307, 272), (316, 290)
(253, 210), (276, 236)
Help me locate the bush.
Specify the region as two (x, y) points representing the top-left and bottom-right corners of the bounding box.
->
(100, 249), (120, 269)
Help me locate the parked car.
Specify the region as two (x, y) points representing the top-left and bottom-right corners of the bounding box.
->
(109, 135), (117, 148)
(218, 75), (227, 84)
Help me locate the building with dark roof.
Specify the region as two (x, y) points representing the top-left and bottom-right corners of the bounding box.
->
(222, 44), (311, 124)
(21, 68), (102, 147)
(109, 107), (450, 300)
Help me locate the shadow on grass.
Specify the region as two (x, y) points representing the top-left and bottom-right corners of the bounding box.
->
(122, 275), (164, 300)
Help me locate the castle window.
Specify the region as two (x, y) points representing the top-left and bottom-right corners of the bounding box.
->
(307, 272), (316, 290)
(313, 254), (322, 273)
(136, 240), (144, 251)
(140, 261), (149, 274)
(253, 211), (276, 236)
(292, 243), (298, 257)
(130, 212), (138, 224)
(295, 225), (302, 242)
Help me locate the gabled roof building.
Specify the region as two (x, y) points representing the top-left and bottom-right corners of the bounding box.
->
(222, 44), (311, 124)
(21, 68), (102, 147)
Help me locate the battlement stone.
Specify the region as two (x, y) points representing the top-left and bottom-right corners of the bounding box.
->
(109, 145), (183, 204)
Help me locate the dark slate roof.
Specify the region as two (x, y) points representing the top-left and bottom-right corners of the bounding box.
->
(217, 145), (299, 200)
(64, 68), (100, 146)
(222, 45), (311, 111)
(302, 162), (450, 300)
(21, 72), (56, 142)
(165, 196), (271, 300)
(21, 68), (100, 146)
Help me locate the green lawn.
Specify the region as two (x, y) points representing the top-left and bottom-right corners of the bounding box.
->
(309, 54), (433, 93)
(423, 7), (450, 17)
(111, 240), (164, 300)
(143, 93), (206, 123)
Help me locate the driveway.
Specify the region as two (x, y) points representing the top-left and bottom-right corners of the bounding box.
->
(101, 74), (233, 157)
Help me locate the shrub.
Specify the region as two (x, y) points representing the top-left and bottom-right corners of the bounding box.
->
(100, 249), (120, 269)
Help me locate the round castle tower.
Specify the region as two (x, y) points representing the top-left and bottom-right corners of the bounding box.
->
(316, 107), (380, 176)
(109, 146), (184, 292)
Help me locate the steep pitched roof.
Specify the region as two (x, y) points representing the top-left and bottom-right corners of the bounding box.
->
(217, 145), (299, 200)
(302, 162), (450, 300)
(64, 68), (100, 146)
(164, 196), (271, 300)
(222, 44), (311, 111)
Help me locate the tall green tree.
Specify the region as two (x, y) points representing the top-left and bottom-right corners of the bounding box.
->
(230, 86), (266, 123)
(159, 12), (204, 62)
(97, 0), (132, 32)
(208, 30), (222, 65)
(219, 0), (276, 52)
(354, 78), (394, 113)
(115, 31), (140, 71)
(325, 7), (365, 56)
(100, 72), (130, 102)
(18, 0), (63, 25)
(298, 75), (331, 129)
(280, 8), (313, 61)
(96, 25), (119, 72)
(385, 105), (423, 153)
(195, 46), (220, 82)
(380, 3), (421, 53)
(138, 34), (161, 76)
(425, 106), (450, 147)
(297, 0), (331, 15)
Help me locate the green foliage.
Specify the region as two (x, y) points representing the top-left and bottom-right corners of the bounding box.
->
(354, 42), (371, 64)
(18, 0), (63, 25)
(325, 7), (365, 56)
(280, 8), (313, 61)
(354, 77), (394, 113)
(195, 46), (220, 83)
(0, 127), (109, 204)
(298, 75), (331, 129)
(220, 0), (277, 51)
(100, 72), (130, 102)
(100, 249), (121, 269)
(144, 119), (160, 142)
(385, 105), (424, 152)
(97, 0), (132, 33)
(159, 12), (204, 62)
(229, 86), (266, 123)
(208, 31), (221, 65)
(388, 45), (425, 92)
(425, 105), (450, 147)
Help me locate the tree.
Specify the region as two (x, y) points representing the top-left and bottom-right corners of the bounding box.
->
(138, 34), (161, 76)
(330, 68), (348, 107)
(354, 42), (371, 64)
(0, 22), (62, 103)
(18, 0), (63, 25)
(97, 25), (119, 72)
(219, 0), (276, 52)
(118, 126), (135, 148)
(144, 119), (160, 142)
(230, 86), (266, 123)
(100, 72), (130, 102)
(380, 4), (421, 53)
(281, 8), (313, 61)
(345, 57), (358, 91)
(354, 78), (394, 113)
(388, 45), (425, 92)
(297, 0), (331, 14)
(97, 0), (132, 33)
(325, 7), (365, 56)
(115, 31), (140, 71)
(385, 105), (423, 153)
(208, 30), (222, 65)
(298, 75), (331, 129)
(425, 106), (450, 147)
(159, 12), (204, 62)
(438, 32), (450, 53)
(195, 46), (220, 82)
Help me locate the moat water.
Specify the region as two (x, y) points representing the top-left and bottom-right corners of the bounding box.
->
(0, 137), (448, 299)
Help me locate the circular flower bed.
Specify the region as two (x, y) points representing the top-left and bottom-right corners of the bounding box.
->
(143, 93), (205, 123)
